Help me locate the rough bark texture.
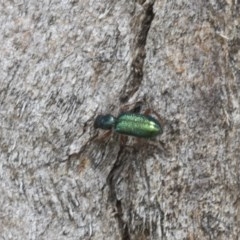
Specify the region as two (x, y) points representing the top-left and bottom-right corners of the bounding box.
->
(1, 0), (240, 239)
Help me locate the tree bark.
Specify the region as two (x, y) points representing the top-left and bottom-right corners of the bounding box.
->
(1, 0), (240, 239)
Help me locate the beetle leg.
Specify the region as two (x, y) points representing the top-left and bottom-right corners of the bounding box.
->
(144, 108), (165, 125)
(120, 101), (143, 114)
(119, 135), (128, 146)
(94, 130), (112, 143)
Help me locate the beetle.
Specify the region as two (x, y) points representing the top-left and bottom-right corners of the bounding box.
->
(94, 112), (163, 138)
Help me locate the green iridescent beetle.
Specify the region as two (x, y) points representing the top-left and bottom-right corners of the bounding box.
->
(94, 112), (163, 138)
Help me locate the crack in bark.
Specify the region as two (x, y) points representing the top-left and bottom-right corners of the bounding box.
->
(107, 3), (156, 239)
(120, 1), (155, 103)
(106, 146), (131, 240)
(104, 1), (157, 238)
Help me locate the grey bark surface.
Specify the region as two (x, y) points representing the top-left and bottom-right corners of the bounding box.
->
(0, 0), (240, 239)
